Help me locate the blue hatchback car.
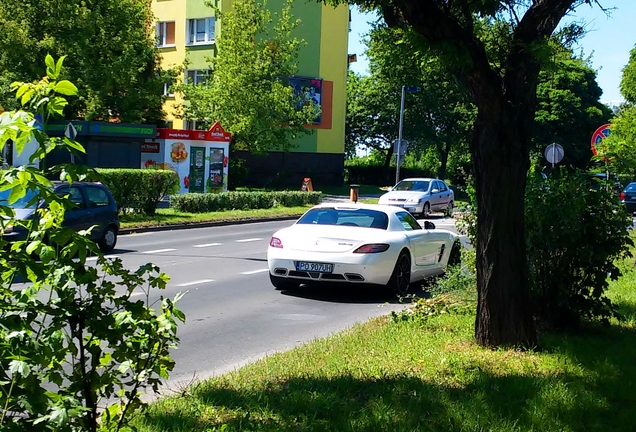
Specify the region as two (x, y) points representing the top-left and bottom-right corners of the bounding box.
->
(1, 182), (120, 252)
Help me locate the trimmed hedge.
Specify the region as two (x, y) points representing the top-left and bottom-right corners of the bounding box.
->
(88, 168), (180, 215)
(170, 191), (322, 213)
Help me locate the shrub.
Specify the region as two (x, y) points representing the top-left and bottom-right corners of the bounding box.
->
(0, 57), (185, 431)
(88, 168), (180, 216)
(170, 190), (322, 213)
(525, 170), (633, 329)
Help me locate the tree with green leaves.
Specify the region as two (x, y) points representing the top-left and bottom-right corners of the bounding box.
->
(346, 24), (474, 179)
(534, 43), (612, 169)
(600, 45), (636, 178)
(0, 0), (167, 123)
(328, 0), (608, 348)
(180, 0), (319, 154)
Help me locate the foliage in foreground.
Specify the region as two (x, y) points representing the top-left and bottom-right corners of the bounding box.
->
(0, 56), (185, 431)
(130, 252), (636, 431)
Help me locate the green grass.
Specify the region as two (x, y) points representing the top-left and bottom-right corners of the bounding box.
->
(130, 246), (636, 432)
(119, 206), (312, 229)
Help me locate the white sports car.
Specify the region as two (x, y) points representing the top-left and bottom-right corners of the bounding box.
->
(267, 203), (461, 294)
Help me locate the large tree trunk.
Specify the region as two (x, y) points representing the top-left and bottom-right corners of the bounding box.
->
(471, 107), (537, 347)
(376, 0), (575, 348)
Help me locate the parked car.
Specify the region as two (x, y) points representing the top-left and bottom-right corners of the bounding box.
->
(1, 182), (120, 252)
(585, 172), (622, 195)
(620, 182), (636, 214)
(377, 178), (454, 217)
(267, 203), (461, 295)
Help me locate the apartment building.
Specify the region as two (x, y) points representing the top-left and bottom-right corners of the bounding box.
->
(152, 0), (349, 187)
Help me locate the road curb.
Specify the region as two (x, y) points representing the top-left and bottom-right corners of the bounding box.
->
(119, 215), (302, 235)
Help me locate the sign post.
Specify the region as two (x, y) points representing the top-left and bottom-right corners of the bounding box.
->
(544, 143), (564, 168)
(65, 122), (78, 163)
(395, 86), (419, 185)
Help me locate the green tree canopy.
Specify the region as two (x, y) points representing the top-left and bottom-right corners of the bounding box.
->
(346, 24), (474, 179)
(534, 45), (613, 169)
(599, 44), (636, 178)
(0, 0), (166, 123)
(180, 0), (319, 154)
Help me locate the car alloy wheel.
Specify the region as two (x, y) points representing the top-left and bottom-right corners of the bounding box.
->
(423, 202), (431, 217)
(388, 250), (411, 296)
(98, 225), (118, 252)
(445, 201), (454, 218)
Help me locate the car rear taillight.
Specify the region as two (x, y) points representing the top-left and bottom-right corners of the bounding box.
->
(270, 237), (283, 248)
(620, 192), (626, 201)
(353, 243), (390, 254)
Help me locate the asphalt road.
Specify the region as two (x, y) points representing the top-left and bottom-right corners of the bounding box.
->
(104, 215), (460, 392)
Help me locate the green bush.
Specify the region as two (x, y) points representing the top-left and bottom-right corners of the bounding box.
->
(457, 170), (634, 330)
(170, 191), (322, 213)
(89, 168), (180, 216)
(525, 170), (633, 329)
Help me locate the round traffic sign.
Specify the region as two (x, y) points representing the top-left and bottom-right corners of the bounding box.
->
(591, 123), (611, 155)
(545, 143), (564, 164)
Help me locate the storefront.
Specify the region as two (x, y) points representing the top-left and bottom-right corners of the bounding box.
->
(142, 121), (231, 193)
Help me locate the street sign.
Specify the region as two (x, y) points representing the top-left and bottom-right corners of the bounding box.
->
(404, 86), (420, 92)
(392, 139), (409, 155)
(544, 143), (564, 166)
(590, 123), (611, 156)
(64, 122), (78, 140)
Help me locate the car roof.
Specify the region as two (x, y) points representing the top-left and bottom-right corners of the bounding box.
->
(308, 202), (409, 216)
(400, 177), (437, 182)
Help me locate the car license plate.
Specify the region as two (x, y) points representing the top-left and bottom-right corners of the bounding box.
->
(295, 261), (333, 273)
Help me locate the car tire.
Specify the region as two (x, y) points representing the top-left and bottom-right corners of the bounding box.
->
(422, 202), (431, 217)
(387, 250), (411, 296)
(270, 273), (300, 290)
(445, 201), (454, 218)
(98, 224), (118, 252)
(448, 240), (461, 267)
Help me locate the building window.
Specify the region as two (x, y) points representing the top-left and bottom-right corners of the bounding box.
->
(183, 120), (198, 130)
(187, 18), (215, 45)
(162, 81), (175, 98)
(156, 21), (175, 47)
(185, 69), (211, 85)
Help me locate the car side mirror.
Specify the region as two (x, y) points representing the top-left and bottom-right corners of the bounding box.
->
(424, 221), (436, 230)
(431, 189), (439, 194)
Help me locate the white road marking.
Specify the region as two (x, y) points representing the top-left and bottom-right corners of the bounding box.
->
(176, 279), (214, 287)
(193, 243), (222, 248)
(241, 268), (269, 275)
(143, 248), (177, 254)
(86, 255), (119, 261)
(236, 238), (263, 243)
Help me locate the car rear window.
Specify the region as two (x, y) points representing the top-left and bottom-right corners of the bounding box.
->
(85, 186), (111, 207)
(297, 208), (389, 229)
(625, 183), (636, 193)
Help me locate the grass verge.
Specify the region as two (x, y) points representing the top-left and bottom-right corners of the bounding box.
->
(119, 206), (312, 229)
(130, 247), (636, 431)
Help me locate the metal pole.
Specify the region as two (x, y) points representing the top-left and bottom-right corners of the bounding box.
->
(396, 85), (406, 185)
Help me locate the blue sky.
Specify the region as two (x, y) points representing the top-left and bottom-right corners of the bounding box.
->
(347, 2), (636, 105)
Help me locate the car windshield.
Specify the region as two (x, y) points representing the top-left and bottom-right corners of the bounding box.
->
(297, 208), (389, 229)
(0, 189), (39, 209)
(392, 180), (430, 192)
